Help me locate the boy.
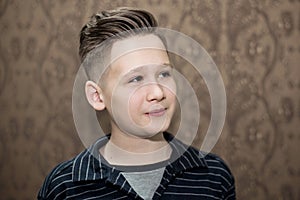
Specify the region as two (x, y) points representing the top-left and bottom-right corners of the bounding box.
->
(38, 7), (235, 200)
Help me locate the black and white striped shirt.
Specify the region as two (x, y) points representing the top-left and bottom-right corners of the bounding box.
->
(38, 133), (235, 199)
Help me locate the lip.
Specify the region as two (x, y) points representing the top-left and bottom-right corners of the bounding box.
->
(146, 108), (167, 117)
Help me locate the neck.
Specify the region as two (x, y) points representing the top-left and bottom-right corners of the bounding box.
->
(100, 126), (172, 166)
(111, 129), (168, 153)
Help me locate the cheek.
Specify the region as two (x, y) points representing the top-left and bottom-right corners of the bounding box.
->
(167, 92), (177, 110)
(165, 84), (177, 102)
(109, 89), (130, 114)
(162, 79), (177, 97)
(128, 92), (145, 113)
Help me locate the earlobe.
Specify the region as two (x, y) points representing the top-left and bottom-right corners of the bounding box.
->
(85, 81), (106, 111)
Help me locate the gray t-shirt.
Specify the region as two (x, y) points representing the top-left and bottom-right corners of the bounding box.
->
(122, 167), (165, 200)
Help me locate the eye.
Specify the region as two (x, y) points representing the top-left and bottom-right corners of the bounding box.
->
(128, 75), (143, 83)
(158, 71), (171, 78)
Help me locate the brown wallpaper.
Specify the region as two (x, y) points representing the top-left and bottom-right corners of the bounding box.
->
(0, 0), (299, 199)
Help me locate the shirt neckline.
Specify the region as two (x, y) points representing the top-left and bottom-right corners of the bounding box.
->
(72, 132), (208, 182)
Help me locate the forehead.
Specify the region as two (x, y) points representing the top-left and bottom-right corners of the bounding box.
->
(110, 34), (167, 61)
(109, 34), (169, 76)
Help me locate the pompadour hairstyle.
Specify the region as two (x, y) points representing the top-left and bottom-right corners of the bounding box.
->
(79, 7), (158, 62)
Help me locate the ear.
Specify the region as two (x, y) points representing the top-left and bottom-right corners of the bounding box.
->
(85, 81), (106, 111)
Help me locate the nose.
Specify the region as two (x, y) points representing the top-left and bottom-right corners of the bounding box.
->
(146, 83), (165, 102)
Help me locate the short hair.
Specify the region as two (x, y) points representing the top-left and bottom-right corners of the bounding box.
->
(79, 7), (158, 62)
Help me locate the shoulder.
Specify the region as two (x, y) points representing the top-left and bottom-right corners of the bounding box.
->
(203, 153), (236, 198)
(185, 145), (235, 184)
(203, 152), (235, 183)
(38, 158), (75, 199)
(182, 148), (236, 198)
(204, 153), (233, 174)
(186, 145), (233, 176)
(45, 158), (75, 181)
(188, 145), (234, 180)
(37, 150), (87, 199)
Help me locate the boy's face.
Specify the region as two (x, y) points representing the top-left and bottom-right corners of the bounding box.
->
(101, 34), (177, 138)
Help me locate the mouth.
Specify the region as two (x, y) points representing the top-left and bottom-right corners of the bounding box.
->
(146, 108), (167, 117)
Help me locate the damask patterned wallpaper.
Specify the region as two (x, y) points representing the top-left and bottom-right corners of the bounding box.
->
(0, 0), (299, 199)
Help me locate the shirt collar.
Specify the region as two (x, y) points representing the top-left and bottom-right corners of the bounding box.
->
(72, 132), (208, 182)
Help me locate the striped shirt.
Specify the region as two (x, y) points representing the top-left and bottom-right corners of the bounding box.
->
(38, 133), (235, 199)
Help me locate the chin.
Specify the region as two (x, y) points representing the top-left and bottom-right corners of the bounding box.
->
(142, 124), (170, 138)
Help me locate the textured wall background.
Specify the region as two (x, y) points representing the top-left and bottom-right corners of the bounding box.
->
(0, 0), (299, 199)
